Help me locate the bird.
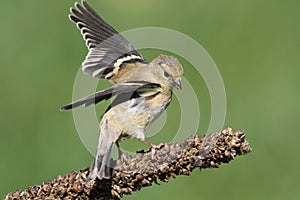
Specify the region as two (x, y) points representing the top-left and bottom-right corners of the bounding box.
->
(61, 0), (184, 184)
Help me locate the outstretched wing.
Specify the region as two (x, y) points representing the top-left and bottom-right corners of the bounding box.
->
(60, 81), (160, 111)
(69, 1), (147, 80)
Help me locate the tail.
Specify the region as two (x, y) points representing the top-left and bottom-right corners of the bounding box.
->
(86, 133), (114, 185)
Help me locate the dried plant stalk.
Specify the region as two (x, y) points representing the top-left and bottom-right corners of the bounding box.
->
(4, 127), (252, 200)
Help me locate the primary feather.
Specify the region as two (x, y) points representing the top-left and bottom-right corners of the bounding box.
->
(69, 0), (146, 80)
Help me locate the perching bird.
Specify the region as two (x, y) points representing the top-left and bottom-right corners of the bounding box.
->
(61, 0), (184, 184)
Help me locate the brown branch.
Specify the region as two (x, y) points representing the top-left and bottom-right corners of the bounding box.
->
(4, 127), (252, 200)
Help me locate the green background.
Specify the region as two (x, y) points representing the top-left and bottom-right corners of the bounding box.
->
(1, 0), (299, 199)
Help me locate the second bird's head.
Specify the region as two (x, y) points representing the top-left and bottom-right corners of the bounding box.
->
(152, 54), (184, 90)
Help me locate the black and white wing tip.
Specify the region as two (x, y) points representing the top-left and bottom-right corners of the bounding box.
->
(69, 1), (147, 80)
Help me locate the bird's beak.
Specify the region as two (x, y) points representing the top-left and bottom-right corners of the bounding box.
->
(174, 79), (182, 91)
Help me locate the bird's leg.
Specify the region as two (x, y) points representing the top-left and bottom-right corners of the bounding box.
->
(138, 138), (165, 159)
(116, 141), (127, 162)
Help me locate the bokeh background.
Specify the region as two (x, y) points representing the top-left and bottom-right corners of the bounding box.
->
(1, 0), (299, 199)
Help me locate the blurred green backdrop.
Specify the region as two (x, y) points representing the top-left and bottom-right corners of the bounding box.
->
(1, 0), (299, 199)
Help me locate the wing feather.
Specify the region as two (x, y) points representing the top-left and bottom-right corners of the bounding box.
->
(60, 81), (160, 111)
(69, 1), (147, 80)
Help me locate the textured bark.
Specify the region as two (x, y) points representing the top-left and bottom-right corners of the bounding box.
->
(4, 127), (252, 200)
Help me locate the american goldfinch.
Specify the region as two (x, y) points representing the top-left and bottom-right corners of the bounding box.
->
(61, 0), (184, 184)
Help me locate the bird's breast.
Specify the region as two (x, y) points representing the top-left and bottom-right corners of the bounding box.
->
(100, 91), (172, 141)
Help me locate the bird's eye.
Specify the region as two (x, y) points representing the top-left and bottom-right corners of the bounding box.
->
(164, 71), (170, 77)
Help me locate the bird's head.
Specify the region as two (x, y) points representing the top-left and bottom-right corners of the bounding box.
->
(152, 54), (184, 90)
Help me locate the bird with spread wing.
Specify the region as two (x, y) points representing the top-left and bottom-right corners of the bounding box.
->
(61, 0), (184, 184)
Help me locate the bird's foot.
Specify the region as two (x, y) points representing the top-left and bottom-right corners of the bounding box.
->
(118, 147), (128, 162)
(138, 138), (165, 159)
(116, 141), (128, 162)
(119, 152), (128, 163)
(149, 143), (165, 159)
